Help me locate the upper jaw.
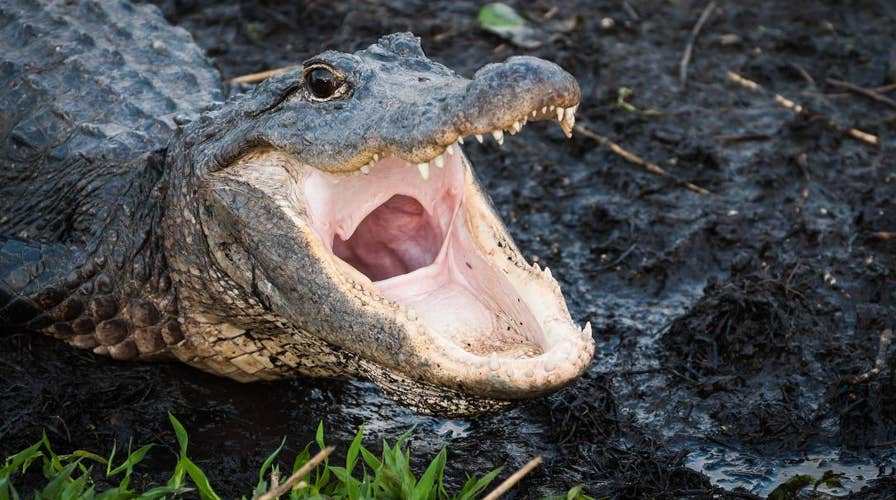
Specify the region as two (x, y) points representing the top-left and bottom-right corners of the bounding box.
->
(344, 100), (579, 181)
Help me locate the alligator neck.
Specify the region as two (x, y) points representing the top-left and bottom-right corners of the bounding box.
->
(2, 150), (184, 360)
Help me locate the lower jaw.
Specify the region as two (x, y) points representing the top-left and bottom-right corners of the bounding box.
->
(358, 357), (514, 418)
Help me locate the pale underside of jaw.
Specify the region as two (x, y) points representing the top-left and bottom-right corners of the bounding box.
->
(302, 103), (593, 394)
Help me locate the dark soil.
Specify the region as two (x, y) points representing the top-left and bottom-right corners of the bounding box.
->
(3, 0), (895, 498)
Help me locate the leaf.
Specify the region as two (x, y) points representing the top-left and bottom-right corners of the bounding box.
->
(180, 455), (222, 500)
(413, 448), (445, 500)
(141, 485), (195, 499)
(478, 2), (527, 28)
(477, 3), (542, 49)
(455, 467), (502, 500)
(255, 436), (286, 494)
(817, 470), (844, 489)
(167, 460), (186, 490)
(166, 412), (221, 500)
(346, 426), (364, 475)
(168, 413), (189, 457)
(768, 474), (814, 500)
(39, 460), (80, 498)
(315, 421), (326, 451)
(109, 444), (153, 476)
(565, 484), (594, 500)
(3, 439), (43, 475)
(359, 447), (382, 472)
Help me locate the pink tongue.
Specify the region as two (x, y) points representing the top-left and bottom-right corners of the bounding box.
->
(332, 195), (443, 281)
(375, 249), (496, 347)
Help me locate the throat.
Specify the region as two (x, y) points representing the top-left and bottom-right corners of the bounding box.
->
(332, 195), (444, 282)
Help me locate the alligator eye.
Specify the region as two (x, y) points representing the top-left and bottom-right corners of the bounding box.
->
(305, 66), (344, 100)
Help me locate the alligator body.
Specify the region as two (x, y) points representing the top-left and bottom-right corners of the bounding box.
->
(1, 0), (594, 417)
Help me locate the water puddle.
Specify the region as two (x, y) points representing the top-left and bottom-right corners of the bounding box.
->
(686, 445), (896, 496)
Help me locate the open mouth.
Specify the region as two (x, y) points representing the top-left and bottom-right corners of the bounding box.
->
(301, 103), (593, 398)
(306, 145), (550, 358)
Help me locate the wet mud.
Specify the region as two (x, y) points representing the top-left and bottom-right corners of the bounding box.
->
(2, 1), (895, 497)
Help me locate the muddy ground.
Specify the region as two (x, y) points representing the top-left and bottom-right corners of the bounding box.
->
(2, 0), (895, 498)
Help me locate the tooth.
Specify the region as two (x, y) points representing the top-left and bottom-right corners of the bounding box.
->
(510, 121), (521, 134)
(360, 164), (370, 174)
(446, 144), (455, 156)
(521, 116), (527, 125)
(489, 353), (499, 371)
(541, 106), (547, 114)
(531, 110), (537, 117)
(457, 136), (464, 144)
(582, 321), (592, 338)
(417, 162), (430, 180)
(491, 130), (504, 145)
(560, 107), (575, 138)
(533, 262), (541, 271)
(559, 124), (572, 138)
(544, 266), (552, 278)
(549, 105), (555, 111)
(475, 134), (484, 143)
(373, 153), (379, 162)
(556, 107), (564, 121)
(434, 154), (444, 168)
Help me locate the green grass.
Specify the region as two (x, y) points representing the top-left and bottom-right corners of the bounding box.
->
(0, 414), (591, 500)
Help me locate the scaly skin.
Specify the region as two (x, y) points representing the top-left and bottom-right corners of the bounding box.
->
(1, 0), (593, 417)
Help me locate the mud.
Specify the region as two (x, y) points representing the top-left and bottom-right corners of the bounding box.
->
(2, 0), (895, 498)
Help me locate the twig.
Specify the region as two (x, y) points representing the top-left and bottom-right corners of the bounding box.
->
(622, 1), (640, 21)
(231, 65), (299, 84)
(726, 71), (879, 146)
(482, 456), (543, 500)
(679, 2), (716, 89)
(849, 329), (893, 384)
(870, 438), (896, 448)
(255, 446), (334, 500)
(826, 78), (896, 110)
(803, 83), (896, 100)
(269, 470), (280, 493)
(574, 124), (711, 195)
(712, 133), (772, 142)
(788, 63), (816, 86)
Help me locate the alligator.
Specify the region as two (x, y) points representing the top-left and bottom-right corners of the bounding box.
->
(0, 0), (594, 417)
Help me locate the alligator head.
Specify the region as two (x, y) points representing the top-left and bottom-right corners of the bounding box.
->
(163, 33), (594, 417)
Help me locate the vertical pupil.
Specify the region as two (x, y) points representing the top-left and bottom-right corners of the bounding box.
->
(309, 68), (337, 97)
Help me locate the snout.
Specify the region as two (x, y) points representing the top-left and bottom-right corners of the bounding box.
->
(453, 56), (580, 133)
